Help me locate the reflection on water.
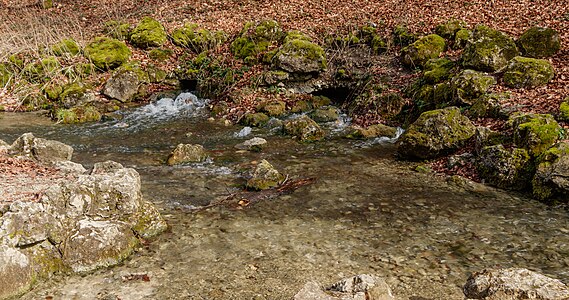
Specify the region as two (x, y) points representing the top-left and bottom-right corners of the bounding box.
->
(1, 96), (568, 299)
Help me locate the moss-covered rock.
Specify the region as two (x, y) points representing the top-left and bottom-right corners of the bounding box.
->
(476, 144), (533, 190)
(246, 159), (284, 190)
(283, 115), (325, 142)
(84, 37), (131, 70)
(103, 20), (131, 40)
(393, 25), (417, 47)
(0, 63), (13, 87)
(259, 100), (286, 117)
(467, 93), (508, 119)
(357, 25), (387, 54)
(170, 23), (226, 53)
(502, 56), (554, 89)
(453, 28), (471, 50)
(146, 64), (167, 83)
(462, 25), (519, 72)
(517, 27), (561, 58)
(241, 112), (270, 127)
(230, 20), (284, 63)
(167, 144), (208, 165)
(130, 17), (167, 49)
(435, 19), (467, 40)
(346, 124), (398, 139)
(51, 38), (81, 56)
(473, 126), (510, 154)
(559, 98), (569, 122)
(510, 113), (561, 157)
(310, 106), (340, 123)
(58, 83), (95, 108)
(310, 95), (332, 108)
(401, 34), (446, 69)
(263, 70), (290, 85)
(148, 48), (173, 61)
(22, 56), (61, 82)
(450, 69), (496, 105)
(274, 39), (327, 74)
(532, 141), (569, 202)
(423, 58), (455, 84)
(397, 106), (476, 159)
(42, 82), (64, 101)
(55, 105), (102, 124)
(102, 69), (141, 103)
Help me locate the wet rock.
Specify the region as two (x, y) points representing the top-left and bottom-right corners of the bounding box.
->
(130, 17), (167, 49)
(347, 124), (398, 139)
(9, 132), (73, 164)
(274, 38), (327, 74)
(476, 145), (532, 190)
(451, 69), (496, 105)
(517, 27), (561, 58)
(401, 34), (446, 68)
(62, 218), (139, 273)
(102, 70), (141, 102)
(510, 113), (561, 157)
(532, 141), (569, 202)
(235, 137), (267, 151)
(464, 268), (569, 300)
(398, 107), (476, 159)
(310, 107), (340, 123)
(462, 25), (519, 72)
(246, 159), (284, 190)
(84, 37), (131, 70)
(241, 112), (270, 127)
(502, 56), (554, 89)
(294, 274), (394, 300)
(283, 115), (326, 142)
(167, 144), (208, 165)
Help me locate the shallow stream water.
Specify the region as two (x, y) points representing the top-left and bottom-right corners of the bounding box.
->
(1, 94), (568, 299)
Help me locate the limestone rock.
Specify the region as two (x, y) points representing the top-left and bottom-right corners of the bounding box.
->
(401, 34), (446, 68)
(502, 56), (554, 89)
(453, 28), (472, 50)
(476, 145), (532, 190)
(246, 159), (284, 190)
(103, 70), (141, 102)
(10, 133), (73, 163)
(274, 39), (327, 74)
(310, 107), (340, 123)
(167, 144), (208, 165)
(0, 245), (34, 299)
(473, 126), (510, 154)
(132, 201), (168, 239)
(235, 137), (267, 151)
(510, 113), (561, 157)
(283, 115), (326, 142)
(91, 160), (124, 175)
(451, 69), (496, 105)
(398, 107), (476, 159)
(462, 25), (519, 72)
(58, 83), (96, 109)
(532, 141), (569, 202)
(84, 37), (131, 70)
(468, 93), (509, 119)
(130, 17), (167, 49)
(464, 268), (569, 300)
(294, 281), (334, 300)
(517, 27), (561, 58)
(53, 161), (87, 174)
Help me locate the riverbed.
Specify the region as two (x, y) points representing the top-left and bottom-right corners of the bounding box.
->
(1, 94), (567, 299)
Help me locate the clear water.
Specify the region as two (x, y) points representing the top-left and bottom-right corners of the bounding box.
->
(1, 95), (567, 299)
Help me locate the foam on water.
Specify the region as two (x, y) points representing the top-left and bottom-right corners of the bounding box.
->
(355, 127), (405, 147)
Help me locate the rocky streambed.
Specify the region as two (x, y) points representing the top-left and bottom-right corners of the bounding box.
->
(0, 100), (568, 299)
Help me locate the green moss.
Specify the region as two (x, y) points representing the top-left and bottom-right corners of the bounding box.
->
(171, 23), (226, 53)
(283, 115), (325, 142)
(241, 112), (270, 127)
(393, 25), (417, 46)
(259, 100), (286, 117)
(84, 37), (131, 70)
(310, 95), (332, 108)
(450, 69), (496, 105)
(435, 19), (466, 40)
(59, 82), (86, 102)
(56, 105), (101, 124)
(284, 31), (311, 44)
(103, 20), (131, 40)
(231, 20), (283, 62)
(42, 83), (63, 100)
(517, 27), (560, 58)
(0, 63), (13, 87)
(502, 56), (554, 88)
(51, 38), (81, 56)
(423, 58), (455, 84)
(511, 113), (561, 157)
(148, 48), (173, 61)
(462, 25), (519, 72)
(559, 100), (569, 122)
(130, 17), (167, 49)
(401, 34), (446, 68)
(8, 53), (25, 70)
(119, 61), (150, 83)
(274, 38), (327, 73)
(146, 65), (167, 83)
(22, 56), (61, 82)
(310, 107), (339, 123)
(74, 63), (96, 76)
(453, 29), (471, 50)
(476, 144), (533, 190)
(290, 100), (311, 113)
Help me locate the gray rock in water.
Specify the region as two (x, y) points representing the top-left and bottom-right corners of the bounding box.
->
(235, 137), (267, 151)
(10, 133), (73, 163)
(294, 274), (394, 300)
(167, 143), (208, 165)
(464, 268), (569, 300)
(102, 70), (140, 103)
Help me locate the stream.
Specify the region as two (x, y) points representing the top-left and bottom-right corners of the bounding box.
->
(1, 93), (568, 299)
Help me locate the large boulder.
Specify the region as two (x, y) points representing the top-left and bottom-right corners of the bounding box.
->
(423, 57), (456, 84)
(294, 274), (394, 300)
(476, 145), (532, 190)
(398, 107), (476, 159)
(502, 56), (554, 88)
(517, 27), (561, 58)
(246, 159), (284, 190)
(9, 132), (73, 164)
(464, 268), (569, 300)
(102, 70), (141, 102)
(274, 39), (327, 74)
(462, 25), (519, 72)
(283, 115), (326, 142)
(167, 144), (208, 165)
(401, 34), (446, 68)
(532, 141), (569, 202)
(451, 69), (496, 105)
(130, 17), (167, 49)
(84, 37), (131, 70)
(510, 113), (561, 157)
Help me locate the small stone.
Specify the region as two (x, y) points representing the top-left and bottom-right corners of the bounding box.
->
(283, 115), (325, 142)
(235, 137), (267, 151)
(246, 159), (284, 190)
(167, 144), (208, 165)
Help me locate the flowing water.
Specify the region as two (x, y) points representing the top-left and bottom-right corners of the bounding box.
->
(1, 93), (568, 299)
